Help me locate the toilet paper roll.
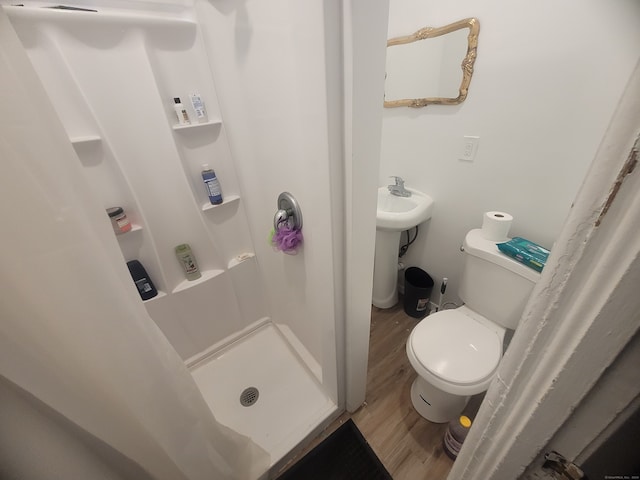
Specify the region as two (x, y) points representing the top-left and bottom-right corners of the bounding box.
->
(481, 211), (513, 242)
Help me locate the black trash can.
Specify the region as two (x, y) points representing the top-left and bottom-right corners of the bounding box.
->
(404, 267), (434, 318)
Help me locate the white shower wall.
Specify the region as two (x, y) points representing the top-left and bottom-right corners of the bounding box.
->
(6, 0), (343, 402)
(196, 0), (343, 397)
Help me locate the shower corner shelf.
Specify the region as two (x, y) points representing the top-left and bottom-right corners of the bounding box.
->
(201, 194), (240, 212)
(70, 134), (102, 146)
(172, 119), (222, 131)
(116, 224), (143, 237)
(143, 291), (167, 303)
(227, 252), (255, 269)
(171, 268), (224, 294)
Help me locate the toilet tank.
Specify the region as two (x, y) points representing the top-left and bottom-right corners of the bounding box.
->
(459, 229), (541, 330)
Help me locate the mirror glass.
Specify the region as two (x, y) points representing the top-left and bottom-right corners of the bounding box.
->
(384, 18), (479, 108)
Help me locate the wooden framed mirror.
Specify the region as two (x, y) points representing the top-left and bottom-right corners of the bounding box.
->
(384, 18), (480, 108)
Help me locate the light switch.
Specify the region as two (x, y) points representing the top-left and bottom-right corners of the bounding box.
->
(459, 136), (480, 162)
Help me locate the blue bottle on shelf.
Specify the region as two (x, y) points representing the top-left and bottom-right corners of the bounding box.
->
(201, 163), (223, 205)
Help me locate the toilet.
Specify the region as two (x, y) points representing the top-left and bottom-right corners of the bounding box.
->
(406, 228), (540, 423)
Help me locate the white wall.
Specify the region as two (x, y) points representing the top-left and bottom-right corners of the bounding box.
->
(196, 0), (341, 395)
(381, 0), (640, 304)
(6, 5), (269, 361)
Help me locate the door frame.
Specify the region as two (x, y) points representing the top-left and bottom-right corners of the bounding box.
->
(342, 0), (390, 412)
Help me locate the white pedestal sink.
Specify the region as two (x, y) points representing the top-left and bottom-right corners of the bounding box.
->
(373, 187), (434, 308)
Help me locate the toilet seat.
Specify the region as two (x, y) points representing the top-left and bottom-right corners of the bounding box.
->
(409, 309), (502, 388)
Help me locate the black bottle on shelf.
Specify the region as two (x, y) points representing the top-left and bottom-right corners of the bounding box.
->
(126, 260), (158, 301)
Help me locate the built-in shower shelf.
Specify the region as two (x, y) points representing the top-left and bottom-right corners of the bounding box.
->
(115, 223), (142, 237)
(172, 119), (222, 131)
(171, 268), (224, 294)
(4, 5), (196, 29)
(227, 252), (255, 269)
(143, 290), (167, 303)
(70, 134), (102, 146)
(201, 194), (240, 212)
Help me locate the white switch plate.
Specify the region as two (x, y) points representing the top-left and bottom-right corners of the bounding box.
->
(459, 136), (480, 162)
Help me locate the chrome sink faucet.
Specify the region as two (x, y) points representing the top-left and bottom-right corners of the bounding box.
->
(388, 176), (412, 197)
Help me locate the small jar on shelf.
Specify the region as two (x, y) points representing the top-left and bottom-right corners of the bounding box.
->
(106, 207), (132, 235)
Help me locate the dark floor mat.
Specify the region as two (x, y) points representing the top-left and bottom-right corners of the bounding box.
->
(277, 419), (392, 480)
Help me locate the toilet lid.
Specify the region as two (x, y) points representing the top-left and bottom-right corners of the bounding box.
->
(410, 310), (501, 385)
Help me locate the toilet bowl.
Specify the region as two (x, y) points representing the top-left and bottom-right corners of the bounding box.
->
(406, 229), (540, 423)
(406, 306), (503, 422)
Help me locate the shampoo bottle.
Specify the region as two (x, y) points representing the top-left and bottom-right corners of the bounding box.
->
(173, 97), (190, 125)
(175, 244), (202, 281)
(126, 260), (158, 300)
(201, 163), (223, 205)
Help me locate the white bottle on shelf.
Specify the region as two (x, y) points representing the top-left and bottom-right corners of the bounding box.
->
(173, 97), (190, 125)
(189, 93), (207, 123)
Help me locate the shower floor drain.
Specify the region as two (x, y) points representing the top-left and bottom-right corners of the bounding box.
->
(240, 387), (259, 407)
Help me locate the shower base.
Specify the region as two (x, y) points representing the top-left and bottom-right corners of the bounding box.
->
(190, 321), (337, 466)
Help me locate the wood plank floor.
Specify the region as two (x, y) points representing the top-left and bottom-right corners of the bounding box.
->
(276, 302), (484, 479)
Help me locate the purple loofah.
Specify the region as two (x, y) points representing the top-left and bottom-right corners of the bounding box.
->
(272, 225), (303, 254)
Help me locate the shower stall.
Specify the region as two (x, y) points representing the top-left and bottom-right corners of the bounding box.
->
(1, 0), (388, 475)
